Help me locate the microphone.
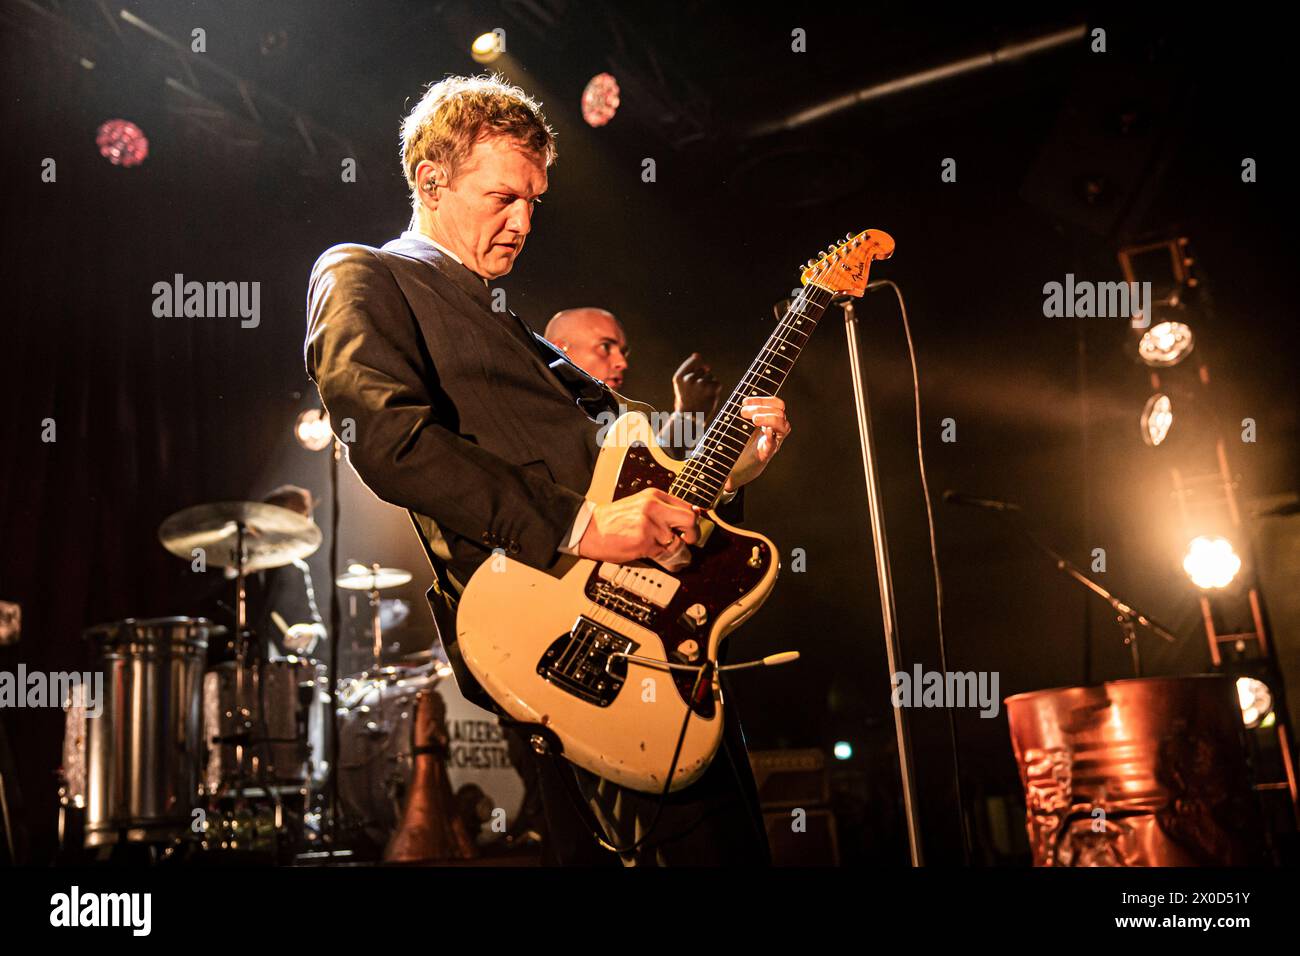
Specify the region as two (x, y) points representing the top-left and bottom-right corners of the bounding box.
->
(942, 490), (1021, 513)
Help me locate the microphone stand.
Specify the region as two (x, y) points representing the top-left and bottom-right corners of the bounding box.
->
(839, 293), (924, 867)
(954, 496), (1177, 677)
(1009, 517), (1175, 677)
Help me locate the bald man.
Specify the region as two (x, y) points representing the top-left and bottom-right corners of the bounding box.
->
(544, 308), (722, 450)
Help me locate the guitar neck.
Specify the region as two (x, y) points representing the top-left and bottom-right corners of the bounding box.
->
(670, 282), (835, 508)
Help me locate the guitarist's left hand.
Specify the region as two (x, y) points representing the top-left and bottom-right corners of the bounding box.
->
(725, 396), (790, 493)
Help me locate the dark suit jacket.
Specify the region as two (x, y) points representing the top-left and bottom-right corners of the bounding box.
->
(306, 235), (624, 704)
(306, 236), (612, 571)
(305, 238), (771, 864)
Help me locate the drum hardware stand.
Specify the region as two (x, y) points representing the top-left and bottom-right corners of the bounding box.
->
(838, 291), (923, 867)
(0, 768), (15, 863)
(369, 564), (385, 674)
(227, 523), (298, 846)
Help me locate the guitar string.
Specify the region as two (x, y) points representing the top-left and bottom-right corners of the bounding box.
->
(671, 280), (834, 503)
(670, 286), (817, 494)
(669, 238), (883, 502)
(672, 278), (832, 493)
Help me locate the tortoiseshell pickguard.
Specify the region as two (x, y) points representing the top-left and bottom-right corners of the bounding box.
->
(583, 443), (773, 716)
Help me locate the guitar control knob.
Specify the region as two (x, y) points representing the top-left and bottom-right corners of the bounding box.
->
(681, 603), (708, 630)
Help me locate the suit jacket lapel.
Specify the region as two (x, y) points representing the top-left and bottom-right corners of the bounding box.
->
(381, 236), (591, 410)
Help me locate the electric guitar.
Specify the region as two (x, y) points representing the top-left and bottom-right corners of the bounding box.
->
(456, 229), (895, 792)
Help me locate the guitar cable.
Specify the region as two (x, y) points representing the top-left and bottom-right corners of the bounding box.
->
(542, 645), (800, 861)
(867, 278), (971, 864)
(544, 657), (712, 861)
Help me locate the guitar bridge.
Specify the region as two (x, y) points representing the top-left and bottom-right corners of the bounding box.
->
(538, 618), (639, 707)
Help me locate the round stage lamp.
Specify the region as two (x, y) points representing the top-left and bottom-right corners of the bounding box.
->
(581, 72), (620, 127)
(471, 31), (502, 63)
(833, 741), (853, 760)
(1137, 320), (1194, 367)
(294, 408), (333, 451)
(1140, 393), (1173, 446)
(96, 119), (149, 167)
(1182, 535), (1241, 590)
(1236, 677), (1273, 729)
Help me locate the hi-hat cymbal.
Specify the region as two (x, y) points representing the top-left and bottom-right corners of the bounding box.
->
(335, 566), (413, 591)
(159, 501), (322, 572)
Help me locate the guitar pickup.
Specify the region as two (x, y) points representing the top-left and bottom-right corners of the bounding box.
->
(597, 563), (681, 608)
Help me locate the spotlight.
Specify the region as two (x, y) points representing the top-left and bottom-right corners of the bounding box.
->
(581, 73), (621, 127)
(1235, 677), (1273, 729)
(833, 741), (853, 760)
(1140, 393), (1173, 447)
(1137, 320), (1194, 367)
(294, 408), (333, 451)
(471, 31), (503, 64)
(96, 119), (149, 167)
(1182, 535), (1241, 590)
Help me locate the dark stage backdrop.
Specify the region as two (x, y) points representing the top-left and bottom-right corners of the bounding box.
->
(2, 6), (1295, 865)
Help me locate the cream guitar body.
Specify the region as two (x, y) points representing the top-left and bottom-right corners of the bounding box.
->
(456, 410), (779, 793)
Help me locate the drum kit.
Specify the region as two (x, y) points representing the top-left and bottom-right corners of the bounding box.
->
(58, 499), (526, 863)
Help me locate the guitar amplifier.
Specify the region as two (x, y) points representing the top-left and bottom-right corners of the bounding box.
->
(762, 808), (840, 866)
(748, 749), (839, 865)
(748, 748), (829, 807)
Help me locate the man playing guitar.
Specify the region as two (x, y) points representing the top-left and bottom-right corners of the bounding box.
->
(306, 74), (790, 864)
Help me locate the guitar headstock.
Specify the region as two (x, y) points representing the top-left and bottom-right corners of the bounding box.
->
(800, 229), (895, 297)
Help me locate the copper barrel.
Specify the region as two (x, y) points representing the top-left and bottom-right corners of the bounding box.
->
(1005, 675), (1265, 866)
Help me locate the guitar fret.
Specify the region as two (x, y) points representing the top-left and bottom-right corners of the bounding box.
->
(669, 283), (833, 504)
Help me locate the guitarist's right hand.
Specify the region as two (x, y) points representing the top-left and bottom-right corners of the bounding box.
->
(576, 488), (700, 566)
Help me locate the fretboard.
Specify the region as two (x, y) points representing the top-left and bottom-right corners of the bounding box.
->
(670, 282), (834, 508)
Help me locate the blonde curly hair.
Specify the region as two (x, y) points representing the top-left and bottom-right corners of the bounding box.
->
(401, 74), (556, 201)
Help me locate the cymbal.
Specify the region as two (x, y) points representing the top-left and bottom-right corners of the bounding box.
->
(159, 501), (322, 572)
(336, 566), (413, 591)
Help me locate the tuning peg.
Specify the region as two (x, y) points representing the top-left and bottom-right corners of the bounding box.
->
(845, 231), (853, 239)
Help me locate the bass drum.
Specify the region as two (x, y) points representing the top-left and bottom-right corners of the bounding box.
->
(337, 667), (524, 849)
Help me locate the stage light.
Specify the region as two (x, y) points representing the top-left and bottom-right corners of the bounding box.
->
(1140, 393), (1173, 446)
(1235, 677), (1273, 729)
(581, 73), (621, 127)
(833, 741), (853, 760)
(1137, 320), (1194, 367)
(96, 119), (149, 167)
(471, 31), (502, 63)
(1182, 535), (1241, 590)
(294, 408), (333, 451)
(1138, 392), (1173, 448)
